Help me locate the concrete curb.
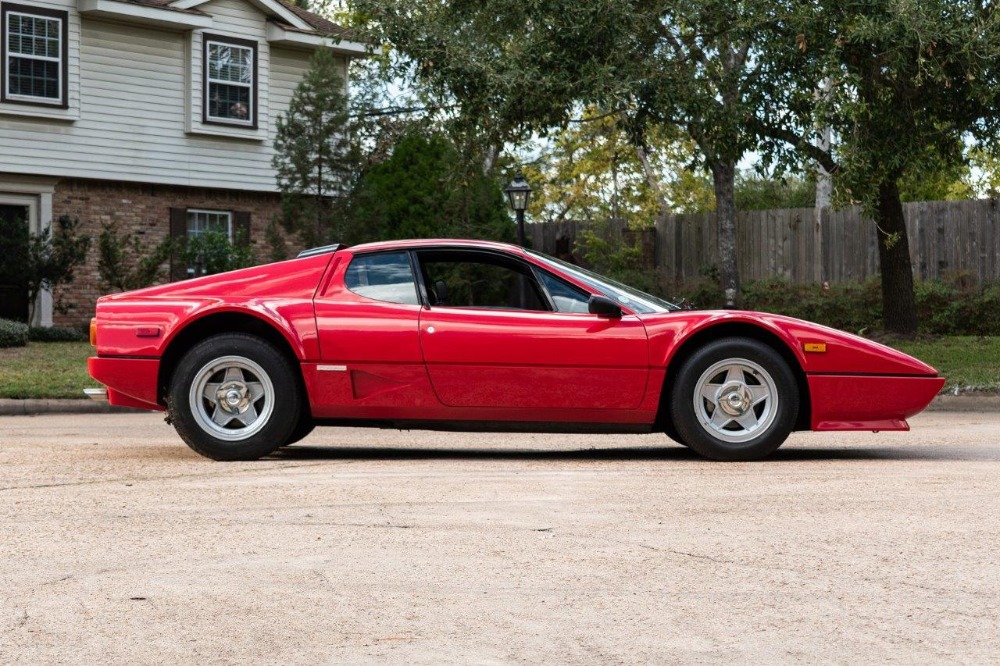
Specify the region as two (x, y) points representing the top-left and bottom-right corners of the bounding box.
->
(0, 399), (149, 416)
(925, 394), (1000, 412)
(1, 394), (997, 417)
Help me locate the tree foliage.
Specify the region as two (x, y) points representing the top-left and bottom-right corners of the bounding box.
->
(781, 0), (1000, 333)
(26, 215), (91, 322)
(519, 107), (714, 226)
(97, 222), (173, 292)
(273, 47), (357, 247)
(350, 132), (514, 242)
(734, 174), (816, 211)
(353, 0), (811, 306)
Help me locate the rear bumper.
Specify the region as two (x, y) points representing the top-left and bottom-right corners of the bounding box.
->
(809, 374), (946, 431)
(88, 356), (163, 411)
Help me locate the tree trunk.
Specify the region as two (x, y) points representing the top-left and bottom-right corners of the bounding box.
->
(634, 144), (670, 221)
(875, 180), (918, 334)
(710, 159), (740, 308)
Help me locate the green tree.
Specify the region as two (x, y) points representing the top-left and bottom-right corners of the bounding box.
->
(354, 0), (810, 307)
(734, 173), (816, 211)
(97, 222), (173, 292)
(520, 107), (714, 226)
(273, 46), (357, 247)
(26, 215), (91, 322)
(767, 0), (1000, 333)
(350, 132), (514, 242)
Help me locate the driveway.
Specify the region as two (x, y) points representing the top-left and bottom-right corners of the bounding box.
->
(2, 412), (998, 663)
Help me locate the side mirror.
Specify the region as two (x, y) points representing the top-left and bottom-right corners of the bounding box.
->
(588, 294), (622, 318)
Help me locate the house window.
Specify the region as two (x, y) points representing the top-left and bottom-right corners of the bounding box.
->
(187, 208), (233, 240)
(1, 3), (68, 107)
(169, 207), (251, 281)
(184, 209), (231, 277)
(203, 35), (256, 127)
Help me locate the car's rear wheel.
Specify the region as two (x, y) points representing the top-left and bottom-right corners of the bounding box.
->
(670, 338), (798, 461)
(167, 333), (301, 461)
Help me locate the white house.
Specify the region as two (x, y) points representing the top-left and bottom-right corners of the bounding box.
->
(0, 0), (363, 326)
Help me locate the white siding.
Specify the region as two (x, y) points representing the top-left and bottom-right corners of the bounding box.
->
(0, 0), (340, 192)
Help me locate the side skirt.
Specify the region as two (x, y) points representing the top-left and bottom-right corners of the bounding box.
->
(313, 419), (656, 435)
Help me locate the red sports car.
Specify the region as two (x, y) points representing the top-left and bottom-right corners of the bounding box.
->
(87, 239), (944, 461)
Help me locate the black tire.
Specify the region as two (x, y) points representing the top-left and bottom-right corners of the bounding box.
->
(167, 333), (301, 461)
(663, 420), (685, 446)
(670, 337), (798, 461)
(283, 417), (316, 446)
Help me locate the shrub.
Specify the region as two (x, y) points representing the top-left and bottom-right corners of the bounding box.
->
(0, 318), (29, 348)
(97, 222), (173, 292)
(666, 275), (1000, 336)
(28, 326), (87, 343)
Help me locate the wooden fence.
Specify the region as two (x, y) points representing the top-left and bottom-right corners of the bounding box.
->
(529, 199), (1000, 285)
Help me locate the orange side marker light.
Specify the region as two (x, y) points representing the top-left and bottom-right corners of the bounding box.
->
(803, 342), (827, 353)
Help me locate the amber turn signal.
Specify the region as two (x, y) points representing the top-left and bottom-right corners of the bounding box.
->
(803, 342), (827, 353)
(90, 318), (97, 347)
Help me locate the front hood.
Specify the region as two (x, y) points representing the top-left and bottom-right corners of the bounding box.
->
(640, 310), (939, 376)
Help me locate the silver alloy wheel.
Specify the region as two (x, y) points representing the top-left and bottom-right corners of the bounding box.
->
(188, 355), (275, 442)
(692, 357), (779, 444)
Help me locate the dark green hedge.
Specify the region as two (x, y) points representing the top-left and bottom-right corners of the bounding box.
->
(28, 326), (88, 343)
(669, 276), (1000, 336)
(0, 318), (29, 348)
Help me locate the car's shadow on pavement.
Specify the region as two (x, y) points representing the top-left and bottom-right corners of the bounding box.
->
(268, 444), (998, 463)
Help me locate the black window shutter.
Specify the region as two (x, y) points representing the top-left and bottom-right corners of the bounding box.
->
(233, 211), (251, 247)
(169, 208), (187, 281)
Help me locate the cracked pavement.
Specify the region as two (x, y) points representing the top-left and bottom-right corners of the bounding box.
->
(1, 411), (999, 663)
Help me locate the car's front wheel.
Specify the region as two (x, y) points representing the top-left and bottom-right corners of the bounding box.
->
(167, 333), (301, 460)
(670, 337), (798, 461)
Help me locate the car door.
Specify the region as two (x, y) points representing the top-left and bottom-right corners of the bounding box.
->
(311, 250), (439, 415)
(414, 249), (649, 410)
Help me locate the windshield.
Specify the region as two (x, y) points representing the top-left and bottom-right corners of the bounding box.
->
(527, 250), (680, 314)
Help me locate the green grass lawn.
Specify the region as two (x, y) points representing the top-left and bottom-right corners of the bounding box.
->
(0, 336), (998, 400)
(0, 341), (100, 399)
(887, 336), (1000, 394)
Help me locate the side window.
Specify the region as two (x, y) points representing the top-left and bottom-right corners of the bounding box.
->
(536, 270), (591, 313)
(345, 252), (418, 305)
(418, 252), (549, 311)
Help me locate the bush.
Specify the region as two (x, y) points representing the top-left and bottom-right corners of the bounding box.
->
(0, 318), (29, 348)
(665, 274), (1000, 336)
(741, 278), (883, 334)
(28, 325), (87, 342)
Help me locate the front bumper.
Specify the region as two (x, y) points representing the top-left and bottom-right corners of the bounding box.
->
(808, 374), (946, 431)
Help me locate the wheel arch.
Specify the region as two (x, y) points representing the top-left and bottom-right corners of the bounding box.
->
(157, 312), (310, 423)
(654, 322), (811, 433)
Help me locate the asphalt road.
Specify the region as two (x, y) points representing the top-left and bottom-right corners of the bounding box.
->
(2, 411), (999, 664)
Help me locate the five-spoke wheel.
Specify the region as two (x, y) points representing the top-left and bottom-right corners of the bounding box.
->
(670, 337), (798, 461)
(168, 333), (301, 460)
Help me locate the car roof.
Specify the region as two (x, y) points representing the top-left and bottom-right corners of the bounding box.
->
(346, 238), (527, 254)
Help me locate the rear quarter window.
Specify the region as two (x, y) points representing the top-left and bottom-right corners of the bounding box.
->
(345, 252), (419, 305)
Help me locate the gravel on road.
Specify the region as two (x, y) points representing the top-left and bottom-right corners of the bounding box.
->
(1, 412), (998, 663)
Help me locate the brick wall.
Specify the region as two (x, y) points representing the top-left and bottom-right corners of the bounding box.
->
(51, 178), (303, 328)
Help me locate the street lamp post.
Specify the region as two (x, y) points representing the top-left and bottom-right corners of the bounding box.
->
(504, 171), (532, 247)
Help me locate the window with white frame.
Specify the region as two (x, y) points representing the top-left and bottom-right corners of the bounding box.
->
(203, 35), (256, 127)
(1, 4), (68, 106)
(186, 209), (232, 277)
(187, 209), (232, 239)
